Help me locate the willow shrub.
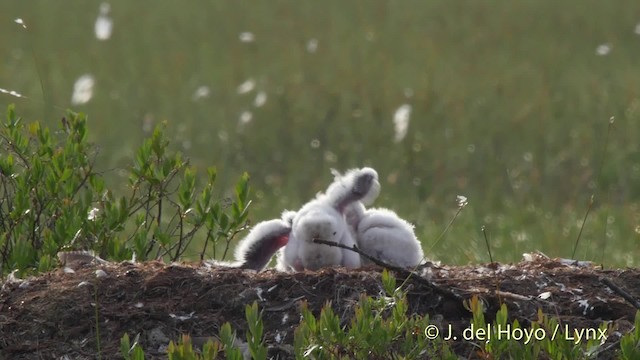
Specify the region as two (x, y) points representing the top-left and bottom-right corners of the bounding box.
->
(0, 104), (250, 276)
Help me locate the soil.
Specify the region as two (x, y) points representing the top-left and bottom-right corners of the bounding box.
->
(1, 253), (639, 359)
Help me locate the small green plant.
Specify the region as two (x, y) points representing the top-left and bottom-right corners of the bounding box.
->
(118, 292), (639, 359)
(163, 302), (267, 360)
(619, 310), (640, 360)
(167, 334), (219, 360)
(464, 296), (541, 359)
(120, 333), (145, 360)
(0, 105), (250, 277)
(245, 301), (268, 360)
(294, 269), (456, 359)
(463, 295), (613, 359)
(0, 105), (100, 274)
(126, 122), (251, 263)
(218, 323), (245, 360)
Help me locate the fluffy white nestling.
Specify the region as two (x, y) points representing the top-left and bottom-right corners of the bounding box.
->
(323, 167), (380, 211)
(233, 218), (291, 271)
(345, 202), (425, 268)
(335, 168), (425, 268)
(284, 202), (360, 271)
(277, 168), (379, 271)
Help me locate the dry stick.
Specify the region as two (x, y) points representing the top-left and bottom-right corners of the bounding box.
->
(571, 194), (594, 260)
(481, 225), (494, 264)
(599, 276), (640, 310)
(482, 225), (505, 304)
(428, 205), (464, 252)
(312, 239), (463, 302)
(494, 290), (532, 302)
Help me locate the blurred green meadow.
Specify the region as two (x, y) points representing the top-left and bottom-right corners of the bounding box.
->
(1, 1), (640, 266)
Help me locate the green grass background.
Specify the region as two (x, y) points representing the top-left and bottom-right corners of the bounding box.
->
(1, 1), (640, 266)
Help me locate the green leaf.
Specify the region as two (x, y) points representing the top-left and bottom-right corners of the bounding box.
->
(202, 340), (220, 360)
(156, 231), (171, 247)
(245, 301), (267, 360)
(178, 167), (196, 208)
(207, 166), (217, 185)
(89, 174), (105, 193)
(381, 269), (396, 295)
(59, 168), (72, 182)
(218, 212), (229, 231)
(235, 172), (250, 206)
(219, 322), (244, 360)
(6, 103), (19, 127)
(0, 154), (14, 175)
(150, 123), (168, 158)
(37, 254), (54, 273)
(131, 345), (145, 360)
(120, 333), (131, 359)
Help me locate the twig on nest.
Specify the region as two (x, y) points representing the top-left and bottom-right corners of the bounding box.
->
(312, 239), (462, 301)
(494, 290), (532, 302)
(600, 276), (640, 309)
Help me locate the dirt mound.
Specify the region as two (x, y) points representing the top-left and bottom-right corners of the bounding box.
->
(1, 256), (638, 359)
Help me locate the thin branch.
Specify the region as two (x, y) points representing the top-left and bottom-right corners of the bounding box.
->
(171, 205), (185, 262)
(572, 194), (594, 259)
(494, 290), (532, 301)
(481, 225), (494, 264)
(0, 133), (31, 170)
(221, 221), (249, 261)
(428, 204), (465, 252)
(71, 151), (98, 197)
(312, 238), (463, 301)
(600, 276), (640, 309)
(201, 228), (214, 261)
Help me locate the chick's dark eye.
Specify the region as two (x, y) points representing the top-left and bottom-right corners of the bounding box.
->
(333, 231), (337, 235)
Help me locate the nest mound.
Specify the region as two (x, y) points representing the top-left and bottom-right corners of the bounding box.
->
(1, 256), (638, 359)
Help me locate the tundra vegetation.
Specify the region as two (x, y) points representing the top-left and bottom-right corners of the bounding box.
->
(2, 1), (640, 267)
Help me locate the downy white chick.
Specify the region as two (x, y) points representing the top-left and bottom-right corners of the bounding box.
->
(234, 218), (292, 271)
(344, 202), (425, 268)
(332, 168), (425, 268)
(275, 210), (298, 272)
(277, 167), (379, 271)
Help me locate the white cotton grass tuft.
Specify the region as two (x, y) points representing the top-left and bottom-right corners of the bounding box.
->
(595, 43), (611, 56)
(94, 3), (113, 41)
(392, 104), (412, 142)
(0, 87), (27, 99)
(253, 91), (267, 107)
(456, 195), (468, 208)
(239, 110), (253, 125)
(14, 18), (27, 29)
(239, 32), (255, 43)
(635, 23), (640, 36)
(306, 38), (318, 53)
(192, 85), (211, 101)
(71, 74), (96, 105)
(237, 78), (256, 94)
